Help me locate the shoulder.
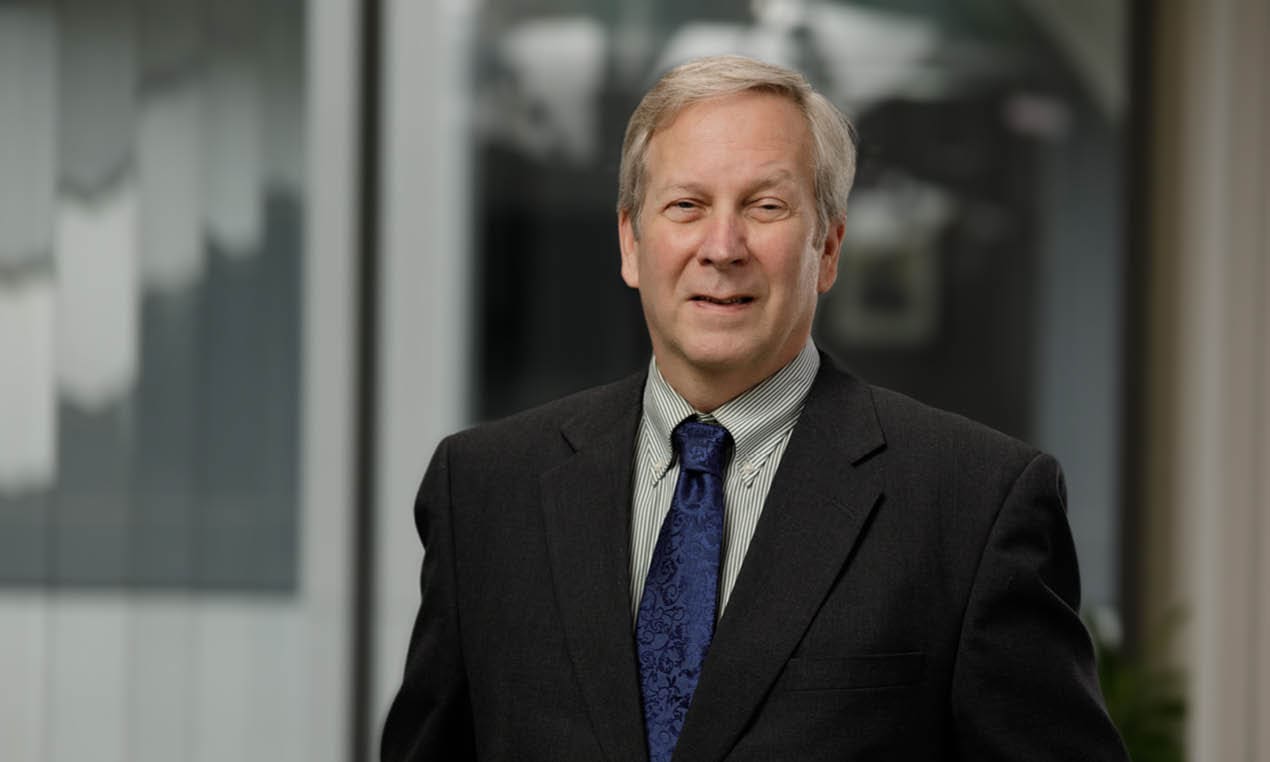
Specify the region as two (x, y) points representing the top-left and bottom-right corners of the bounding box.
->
(814, 362), (1070, 586)
(441, 371), (646, 460)
(868, 384), (1038, 465)
(811, 356), (1046, 493)
(868, 382), (1052, 503)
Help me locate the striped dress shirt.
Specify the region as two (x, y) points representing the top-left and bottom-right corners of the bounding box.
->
(629, 340), (820, 621)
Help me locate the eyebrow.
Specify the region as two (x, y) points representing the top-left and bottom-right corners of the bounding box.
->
(655, 170), (799, 198)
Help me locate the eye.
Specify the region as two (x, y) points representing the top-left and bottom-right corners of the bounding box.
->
(748, 198), (790, 221)
(663, 199), (703, 221)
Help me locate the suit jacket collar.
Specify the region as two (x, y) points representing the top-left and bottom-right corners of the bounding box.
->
(540, 358), (886, 762)
(674, 355), (886, 761)
(540, 372), (650, 762)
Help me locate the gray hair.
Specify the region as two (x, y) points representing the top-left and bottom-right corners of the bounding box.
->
(617, 55), (857, 242)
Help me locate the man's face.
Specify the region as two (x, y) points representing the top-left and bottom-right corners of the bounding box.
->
(619, 91), (844, 396)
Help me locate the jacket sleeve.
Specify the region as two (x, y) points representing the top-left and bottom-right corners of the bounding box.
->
(950, 452), (1129, 761)
(380, 437), (478, 761)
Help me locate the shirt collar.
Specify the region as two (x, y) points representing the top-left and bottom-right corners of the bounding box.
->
(640, 340), (820, 485)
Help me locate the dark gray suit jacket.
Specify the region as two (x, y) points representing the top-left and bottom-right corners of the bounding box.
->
(381, 357), (1128, 761)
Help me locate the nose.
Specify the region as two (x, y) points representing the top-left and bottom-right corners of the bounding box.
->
(698, 211), (748, 267)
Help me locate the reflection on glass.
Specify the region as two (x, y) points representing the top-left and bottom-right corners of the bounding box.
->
(0, 0), (305, 592)
(0, 4), (59, 507)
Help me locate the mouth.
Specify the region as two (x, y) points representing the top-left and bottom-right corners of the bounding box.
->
(691, 295), (755, 306)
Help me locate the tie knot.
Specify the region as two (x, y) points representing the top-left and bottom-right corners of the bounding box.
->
(672, 419), (733, 477)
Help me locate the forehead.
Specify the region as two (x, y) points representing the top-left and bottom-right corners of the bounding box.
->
(644, 91), (813, 188)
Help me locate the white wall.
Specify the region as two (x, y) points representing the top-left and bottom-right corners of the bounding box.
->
(1144, 1), (1270, 759)
(369, 0), (476, 758)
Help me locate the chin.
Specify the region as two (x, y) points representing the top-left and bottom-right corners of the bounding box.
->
(680, 340), (765, 376)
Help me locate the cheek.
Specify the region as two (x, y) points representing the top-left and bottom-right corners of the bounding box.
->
(658, 227), (704, 257)
(778, 245), (824, 297)
(641, 237), (693, 284)
(808, 253), (828, 290)
(757, 227), (820, 281)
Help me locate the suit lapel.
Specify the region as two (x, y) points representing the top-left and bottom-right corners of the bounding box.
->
(540, 375), (649, 762)
(673, 361), (888, 762)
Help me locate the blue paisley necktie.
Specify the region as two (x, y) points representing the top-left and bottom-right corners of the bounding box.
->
(635, 419), (733, 762)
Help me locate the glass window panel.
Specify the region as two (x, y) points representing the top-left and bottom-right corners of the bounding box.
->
(0, 0), (306, 593)
(468, 0), (1127, 611)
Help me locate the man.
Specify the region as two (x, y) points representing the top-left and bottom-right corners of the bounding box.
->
(382, 55), (1128, 761)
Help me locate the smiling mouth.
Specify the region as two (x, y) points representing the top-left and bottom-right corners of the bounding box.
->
(692, 295), (754, 305)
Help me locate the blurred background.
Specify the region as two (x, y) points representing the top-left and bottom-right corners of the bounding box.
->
(0, 0), (1265, 760)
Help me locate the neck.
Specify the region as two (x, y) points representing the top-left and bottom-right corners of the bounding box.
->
(657, 346), (805, 413)
(665, 373), (755, 414)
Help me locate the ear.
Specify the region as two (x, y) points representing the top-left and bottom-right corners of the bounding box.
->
(816, 217), (846, 294)
(618, 209), (640, 289)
